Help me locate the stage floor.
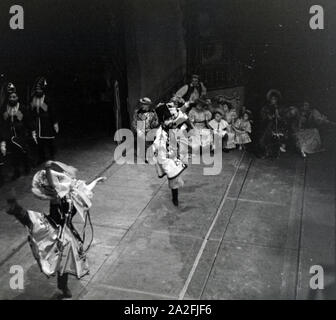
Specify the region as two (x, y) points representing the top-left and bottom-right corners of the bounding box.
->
(0, 137), (335, 300)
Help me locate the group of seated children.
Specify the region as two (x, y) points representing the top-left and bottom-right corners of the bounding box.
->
(187, 96), (252, 152)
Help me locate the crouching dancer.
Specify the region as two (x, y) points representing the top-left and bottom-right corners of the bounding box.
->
(149, 103), (188, 206)
(5, 160), (106, 298)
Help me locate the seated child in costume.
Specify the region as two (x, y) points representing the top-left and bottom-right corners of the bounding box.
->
(188, 98), (212, 152)
(233, 110), (252, 150)
(222, 107), (237, 151)
(208, 109), (228, 150)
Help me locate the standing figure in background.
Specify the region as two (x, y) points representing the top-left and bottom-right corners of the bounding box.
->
(233, 110), (252, 150)
(0, 83), (32, 179)
(175, 74), (207, 103)
(132, 97), (158, 137)
(132, 97), (159, 161)
(30, 77), (59, 164)
(258, 89), (288, 158)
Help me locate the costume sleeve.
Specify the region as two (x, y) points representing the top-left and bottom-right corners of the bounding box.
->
(188, 109), (196, 122)
(245, 121), (252, 133)
(205, 110), (212, 121)
(208, 119), (215, 130)
(175, 85), (188, 98)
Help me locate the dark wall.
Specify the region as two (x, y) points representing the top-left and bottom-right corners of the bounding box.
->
(188, 0), (336, 119)
(0, 0), (129, 136)
(124, 0), (187, 115)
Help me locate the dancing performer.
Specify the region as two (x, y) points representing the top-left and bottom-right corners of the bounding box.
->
(149, 103), (188, 206)
(5, 161), (105, 298)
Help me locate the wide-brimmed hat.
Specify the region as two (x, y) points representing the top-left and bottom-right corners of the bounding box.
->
(266, 89), (282, 102)
(155, 103), (172, 123)
(139, 97), (152, 105)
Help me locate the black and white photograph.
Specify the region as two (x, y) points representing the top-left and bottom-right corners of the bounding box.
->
(0, 0), (335, 305)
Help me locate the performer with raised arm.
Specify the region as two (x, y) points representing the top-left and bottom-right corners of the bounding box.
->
(5, 161), (105, 299)
(29, 77), (59, 164)
(149, 103), (188, 206)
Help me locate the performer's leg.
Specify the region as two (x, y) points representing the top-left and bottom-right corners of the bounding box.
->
(172, 188), (179, 206)
(57, 272), (72, 298)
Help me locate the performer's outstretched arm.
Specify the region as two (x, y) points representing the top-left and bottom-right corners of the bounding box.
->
(87, 176), (106, 191)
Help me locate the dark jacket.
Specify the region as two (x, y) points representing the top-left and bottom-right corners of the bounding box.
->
(30, 98), (58, 139)
(0, 104), (31, 146)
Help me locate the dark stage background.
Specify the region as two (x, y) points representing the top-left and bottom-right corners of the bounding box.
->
(0, 0), (335, 138)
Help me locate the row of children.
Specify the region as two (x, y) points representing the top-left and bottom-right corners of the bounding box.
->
(132, 95), (253, 154)
(0, 77), (58, 186)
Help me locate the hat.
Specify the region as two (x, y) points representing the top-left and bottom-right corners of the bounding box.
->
(194, 97), (207, 106)
(266, 89), (282, 102)
(32, 76), (47, 96)
(213, 108), (224, 116)
(139, 97), (152, 105)
(155, 103), (172, 123)
(191, 74), (200, 79)
(7, 83), (16, 94)
(242, 109), (252, 118)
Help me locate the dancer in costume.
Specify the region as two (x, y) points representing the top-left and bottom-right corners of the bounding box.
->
(5, 161), (105, 298)
(149, 103), (188, 206)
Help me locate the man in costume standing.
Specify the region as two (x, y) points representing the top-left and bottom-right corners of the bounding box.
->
(175, 74), (207, 103)
(258, 89), (288, 158)
(30, 76), (59, 164)
(0, 83), (32, 179)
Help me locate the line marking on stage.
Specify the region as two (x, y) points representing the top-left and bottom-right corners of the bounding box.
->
(178, 152), (246, 300)
(226, 196), (286, 207)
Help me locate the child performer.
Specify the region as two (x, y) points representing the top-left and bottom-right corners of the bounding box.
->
(233, 110), (252, 150)
(208, 109), (228, 151)
(223, 108), (238, 151)
(149, 103), (187, 206)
